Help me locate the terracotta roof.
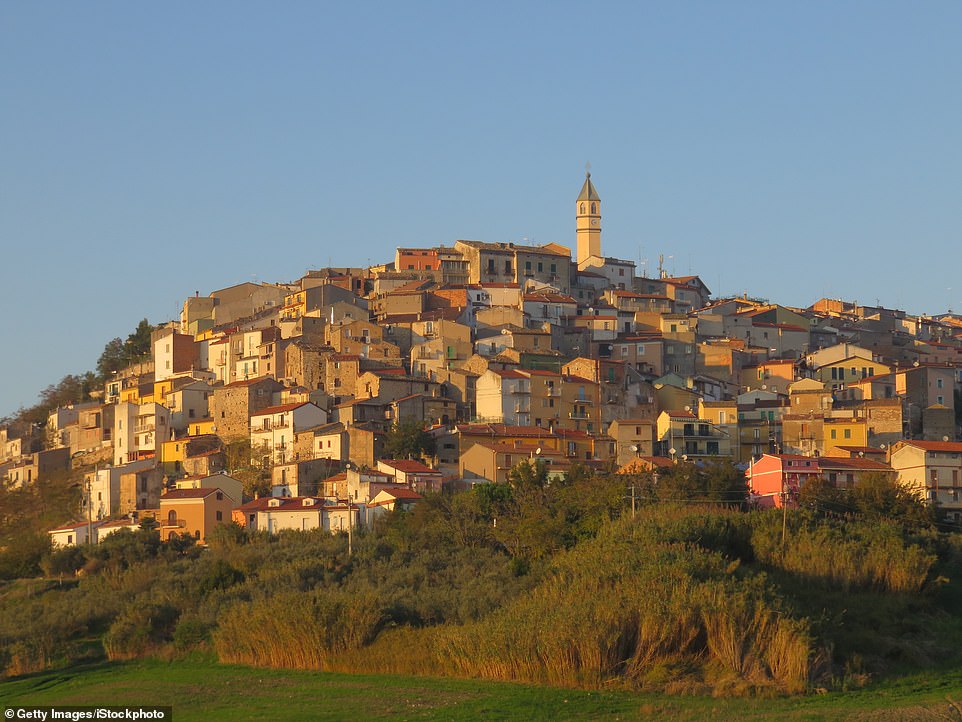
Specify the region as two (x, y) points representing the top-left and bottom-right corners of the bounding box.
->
(376, 488), (424, 500)
(493, 369), (528, 379)
(252, 402), (310, 417)
(897, 440), (962, 453)
(380, 459), (439, 474)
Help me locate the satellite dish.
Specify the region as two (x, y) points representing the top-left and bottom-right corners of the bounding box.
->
(629, 444), (638, 452)
(944, 436), (950, 442)
(535, 447), (542, 455)
(682, 454), (689, 462)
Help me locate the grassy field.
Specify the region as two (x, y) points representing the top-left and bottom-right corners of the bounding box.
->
(3, 660), (962, 721)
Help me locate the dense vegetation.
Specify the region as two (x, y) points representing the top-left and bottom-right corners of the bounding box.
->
(2, 461), (961, 699)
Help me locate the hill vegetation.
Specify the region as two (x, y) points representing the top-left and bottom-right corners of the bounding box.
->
(3, 462), (962, 699)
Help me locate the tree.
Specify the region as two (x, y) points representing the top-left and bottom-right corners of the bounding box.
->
(95, 319), (155, 382)
(383, 420), (436, 460)
(224, 439), (271, 499)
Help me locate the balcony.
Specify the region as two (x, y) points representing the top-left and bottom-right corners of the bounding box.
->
(569, 411), (590, 420)
(134, 424), (155, 434)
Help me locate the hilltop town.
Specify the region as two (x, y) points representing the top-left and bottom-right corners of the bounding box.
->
(4, 172), (962, 545)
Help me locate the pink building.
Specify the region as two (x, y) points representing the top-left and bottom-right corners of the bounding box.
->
(746, 454), (820, 508)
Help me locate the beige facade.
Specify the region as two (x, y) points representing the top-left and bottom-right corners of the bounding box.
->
(250, 402), (328, 465)
(889, 440), (962, 517)
(608, 419), (655, 464)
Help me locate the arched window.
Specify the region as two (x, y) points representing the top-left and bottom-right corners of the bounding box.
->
(580, 203), (585, 214)
(591, 202), (596, 214)
(167, 510), (177, 525)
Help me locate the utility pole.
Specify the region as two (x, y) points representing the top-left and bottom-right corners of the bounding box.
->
(781, 478), (788, 554)
(630, 485), (636, 518)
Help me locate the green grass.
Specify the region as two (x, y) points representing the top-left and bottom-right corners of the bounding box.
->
(3, 660), (962, 721)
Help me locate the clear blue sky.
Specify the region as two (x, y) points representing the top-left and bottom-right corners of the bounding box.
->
(1, 1), (960, 417)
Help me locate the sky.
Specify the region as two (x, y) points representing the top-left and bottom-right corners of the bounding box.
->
(1, 1), (960, 417)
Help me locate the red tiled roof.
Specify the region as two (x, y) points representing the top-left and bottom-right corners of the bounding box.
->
(898, 440), (962, 453)
(251, 402), (309, 417)
(380, 459), (439, 474)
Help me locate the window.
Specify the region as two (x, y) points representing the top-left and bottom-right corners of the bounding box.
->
(938, 378), (944, 389)
(550, 263), (556, 273)
(216, 511), (223, 521)
(618, 268), (624, 277)
(844, 429), (851, 439)
(830, 429), (837, 439)
(525, 261), (532, 271)
(537, 262), (543, 272)
(504, 260), (511, 274)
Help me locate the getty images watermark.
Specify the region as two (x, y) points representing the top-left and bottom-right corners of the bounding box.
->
(4, 708), (171, 721)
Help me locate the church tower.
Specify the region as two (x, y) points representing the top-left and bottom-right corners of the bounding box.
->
(576, 171), (601, 266)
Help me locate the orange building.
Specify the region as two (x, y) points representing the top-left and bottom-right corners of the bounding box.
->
(159, 488), (234, 544)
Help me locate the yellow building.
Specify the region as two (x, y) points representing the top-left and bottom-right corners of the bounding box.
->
(815, 357), (893, 392)
(575, 172), (601, 267)
(822, 418), (868, 456)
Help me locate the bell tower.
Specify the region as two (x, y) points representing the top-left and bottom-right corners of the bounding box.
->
(576, 170), (601, 266)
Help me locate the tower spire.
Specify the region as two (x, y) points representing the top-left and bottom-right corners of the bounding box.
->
(576, 169), (601, 266)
